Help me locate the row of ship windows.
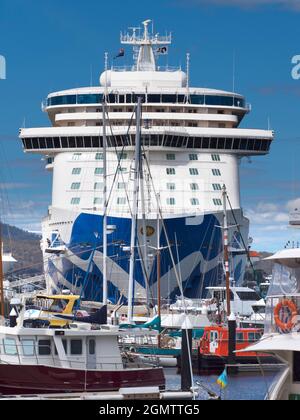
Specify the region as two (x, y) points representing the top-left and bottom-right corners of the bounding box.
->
(69, 182), (223, 191)
(70, 197), (223, 207)
(72, 152), (221, 162)
(71, 167), (222, 177)
(47, 93), (246, 108)
(22, 136), (271, 152)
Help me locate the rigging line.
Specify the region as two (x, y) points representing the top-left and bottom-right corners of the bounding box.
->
(226, 193), (256, 277)
(143, 153), (184, 297)
(104, 103), (152, 301)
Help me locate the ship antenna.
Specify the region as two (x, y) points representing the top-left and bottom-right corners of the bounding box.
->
(185, 53), (191, 104)
(232, 50), (236, 93)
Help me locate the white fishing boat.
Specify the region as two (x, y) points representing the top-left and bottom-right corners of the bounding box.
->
(0, 304), (165, 396)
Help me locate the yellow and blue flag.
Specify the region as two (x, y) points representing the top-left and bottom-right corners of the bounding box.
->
(217, 369), (228, 389)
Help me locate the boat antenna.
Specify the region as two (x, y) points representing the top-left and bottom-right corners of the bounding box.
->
(185, 53), (191, 104)
(102, 52), (109, 310)
(232, 50), (236, 93)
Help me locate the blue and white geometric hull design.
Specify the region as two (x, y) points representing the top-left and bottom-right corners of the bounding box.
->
(20, 20), (273, 303)
(43, 208), (249, 304)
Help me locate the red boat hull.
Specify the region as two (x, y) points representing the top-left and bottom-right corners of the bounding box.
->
(0, 365), (165, 395)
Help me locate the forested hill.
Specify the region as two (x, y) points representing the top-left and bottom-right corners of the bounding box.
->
(1, 223), (43, 277)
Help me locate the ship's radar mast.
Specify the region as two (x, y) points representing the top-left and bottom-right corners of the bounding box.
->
(120, 19), (172, 72)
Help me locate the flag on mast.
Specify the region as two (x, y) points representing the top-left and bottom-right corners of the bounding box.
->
(156, 46), (168, 55)
(217, 369), (228, 389)
(114, 48), (125, 59)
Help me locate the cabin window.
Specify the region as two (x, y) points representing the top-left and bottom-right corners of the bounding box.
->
(94, 182), (104, 191)
(166, 168), (176, 175)
(95, 153), (103, 160)
(21, 339), (35, 356)
(49, 299), (69, 313)
(95, 168), (104, 175)
(212, 169), (221, 176)
(211, 154), (221, 162)
(71, 182), (81, 190)
(72, 168), (82, 175)
(167, 198), (176, 206)
(191, 198), (200, 206)
(236, 333), (245, 343)
(117, 152), (128, 160)
(71, 198), (80, 205)
(71, 340), (83, 355)
(212, 184), (222, 191)
(236, 291), (261, 302)
(117, 197), (126, 205)
(72, 153), (82, 161)
(38, 340), (51, 356)
(166, 153), (176, 161)
(189, 168), (199, 176)
(167, 183), (176, 191)
(89, 339), (96, 355)
(293, 352), (300, 382)
(94, 198), (103, 205)
(213, 199), (222, 206)
(54, 339), (68, 355)
(190, 183), (199, 191)
(3, 338), (18, 356)
(189, 154), (198, 161)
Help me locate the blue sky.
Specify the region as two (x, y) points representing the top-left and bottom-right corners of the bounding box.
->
(0, 0), (300, 251)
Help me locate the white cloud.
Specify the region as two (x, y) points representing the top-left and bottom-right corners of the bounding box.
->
(286, 198), (300, 212)
(245, 200), (293, 251)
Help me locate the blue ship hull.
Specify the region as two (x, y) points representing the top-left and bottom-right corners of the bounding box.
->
(47, 210), (248, 304)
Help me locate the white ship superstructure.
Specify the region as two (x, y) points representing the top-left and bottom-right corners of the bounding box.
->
(20, 21), (274, 303)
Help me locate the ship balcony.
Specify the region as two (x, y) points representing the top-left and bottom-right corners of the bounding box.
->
(54, 111), (239, 127)
(20, 128), (273, 156)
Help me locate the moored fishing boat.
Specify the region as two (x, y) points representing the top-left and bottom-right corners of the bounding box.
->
(0, 310), (165, 395)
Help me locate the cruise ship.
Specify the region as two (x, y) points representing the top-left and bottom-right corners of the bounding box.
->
(19, 20), (274, 304)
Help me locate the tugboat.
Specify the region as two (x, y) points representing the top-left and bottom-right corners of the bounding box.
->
(197, 325), (276, 374)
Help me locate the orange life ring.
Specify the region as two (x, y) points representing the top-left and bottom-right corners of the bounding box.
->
(274, 299), (298, 331)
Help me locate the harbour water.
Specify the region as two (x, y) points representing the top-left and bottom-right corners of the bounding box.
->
(165, 368), (279, 400)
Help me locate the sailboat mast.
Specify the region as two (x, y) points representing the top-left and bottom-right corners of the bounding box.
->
(127, 96), (143, 324)
(222, 185), (231, 317)
(157, 208), (161, 348)
(102, 52), (108, 307)
(139, 149), (150, 308)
